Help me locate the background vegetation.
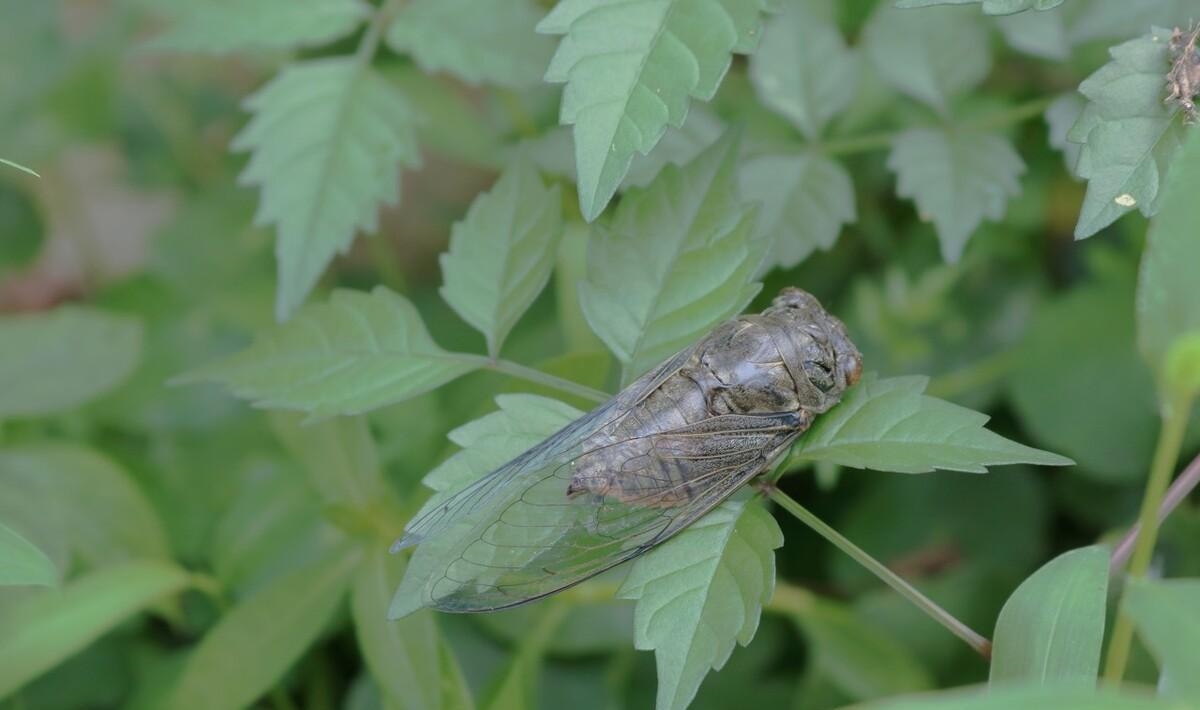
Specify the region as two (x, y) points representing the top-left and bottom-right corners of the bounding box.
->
(1, 0), (1199, 709)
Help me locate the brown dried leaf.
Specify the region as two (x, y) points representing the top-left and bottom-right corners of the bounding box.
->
(1166, 24), (1200, 124)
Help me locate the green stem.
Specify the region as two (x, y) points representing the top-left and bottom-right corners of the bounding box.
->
(1103, 392), (1195, 682)
(765, 486), (993, 659)
(1109, 451), (1200, 575)
(824, 96), (1056, 157)
(485, 357), (610, 403)
(355, 0), (399, 64)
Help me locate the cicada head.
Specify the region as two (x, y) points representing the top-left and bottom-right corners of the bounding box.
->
(768, 287), (863, 411)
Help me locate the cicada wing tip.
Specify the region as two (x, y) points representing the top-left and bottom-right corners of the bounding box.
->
(389, 534), (420, 554)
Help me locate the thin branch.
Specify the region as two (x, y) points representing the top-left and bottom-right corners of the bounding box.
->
(763, 484), (993, 660)
(1109, 451), (1200, 575)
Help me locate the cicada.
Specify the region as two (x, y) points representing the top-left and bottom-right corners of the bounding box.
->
(389, 288), (862, 617)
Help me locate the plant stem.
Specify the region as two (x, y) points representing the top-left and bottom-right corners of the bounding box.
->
(355, 0), (398, 64)
(485, 357), (610, 403)
(1109, 451), (1200, 575)
(765, 485), (993, 659)
(824, 96), (1056, 157)
(1103, 393), (1195, 682)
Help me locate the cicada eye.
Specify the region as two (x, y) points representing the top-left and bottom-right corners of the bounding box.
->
(803, 359), (835, 393)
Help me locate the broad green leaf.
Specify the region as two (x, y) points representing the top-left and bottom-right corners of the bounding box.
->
(1068, 29), (1187, 239)
(146, 0), (370, 54)
(739, 151), (856, 271)
(0, 305), (141, 417)
(353, 545), (474, 710)
(579, 132), (763, 384)
(995, 6), (1069, 60)
(887, 128), (1025, 262)
(897, 0), (1064, 14)
(167, 547), (360, 710)
(863, 3), (990, 113)
(0, 560), (191, 699)
(537, 0), (776, 221)
(1136, 130), (1200, 383)
(789, 598), (933, 700)
(989, 546), (1108, 687)
(0, 445), (170, 572)
(792, 375), (1073, 473)
(386, 0), (554, 89)
(859, 684), (1189, 709)
(1008, 271), (1159, 482)
(181, 288), (478, 417)
(270, 413), (387, 508)
(0, 157), (38, 177)
(0, 521), (57, 587)
(749, 2), (859, 140)
(1124, 578), (1200, 701)
(233, 59), (420, 320)
(440, 157), (564, 358)
(618, 500), (782, 710)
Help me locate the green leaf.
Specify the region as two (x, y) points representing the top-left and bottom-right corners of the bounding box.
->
(579, 132), (763, 384)
(0, 521), (57, 587)
(989, 546), (1109, 687)
(897, 0), (1064, 14)
(0, 445), (170, 572)
(146, 0), (370, 54)
(270, 413), (387, 509)
(167, 546), (360, 710)
(1137, 129), (1200, 382)
(386, 0), (554, 89)
(233, 59), (420, 320)
(537, 0), (776, 221)
(995, 6), (1069, 60)
(887, 128), (1025, 262)
(1124, 578), (1200, 701)
(863, 3), (990, 113)
(182, 287), (478, 417)
(1007, 270), (1159, 482)
(739, 151), (856, 271)
(440, 157), (563, 358)
(792, 375), (1074, 473)
(1046, 93), (1085, 170)
(617, 500), (782, 710)
(749, 2), (859, 140)
(0, 560), (191, 699)
(353, 544), (474, 710)
(858, 684), (1188, 709)
(0, 305), (142, 417)
(1068, 29), (1187, 239)
(789, 598), (934, 700)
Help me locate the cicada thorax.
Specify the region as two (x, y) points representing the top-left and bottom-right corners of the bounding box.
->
(566, 317), (811, 508)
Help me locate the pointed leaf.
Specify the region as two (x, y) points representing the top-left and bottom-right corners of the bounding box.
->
(749, 2), (859, 139)
(233, 59), (420, 319)
(887, 128), (1025, 262)
(618, 500), (782, 710)
(537, 0), (776, 220)
(386, 0), (554, 89)
(0, 306), (142, 417)
(0, 521), (57, 587)
(863, 3), (990, 113)
(740, 151), (855, 271)
(792, 375), (1074, 473)
(167, 547), (360, 710)
(1069, 29), (1187, 239)
(181, 288), (478, 417)
(440, 157), (564, 358)
(146, 0), (370, 54)
(1137, 129), (1200, 381)
(1124, 578), (1200, 702)
(0, 560), (191, 699)
(579, 133), (763, 384)
(989, 546), (1109, 687)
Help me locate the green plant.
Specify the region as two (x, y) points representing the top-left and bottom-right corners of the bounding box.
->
(2, 1), (1200, 709)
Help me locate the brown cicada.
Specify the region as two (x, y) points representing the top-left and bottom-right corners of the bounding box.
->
(389, 288), (862, 616)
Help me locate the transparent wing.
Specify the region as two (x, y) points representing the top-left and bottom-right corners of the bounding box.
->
(392, 351), (802, 613)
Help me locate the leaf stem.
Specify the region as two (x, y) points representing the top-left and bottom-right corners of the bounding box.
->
(1103, 393), (1195, 682)
(485, 358), (610, 403)
(1109, 450), (1200, 575)
(764, 485), (993, 660)
(823, 96), (1056, 157)
(355, 0), (400, 64)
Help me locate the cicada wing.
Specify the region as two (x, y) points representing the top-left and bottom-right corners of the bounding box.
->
(392, 408), (802, 615)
